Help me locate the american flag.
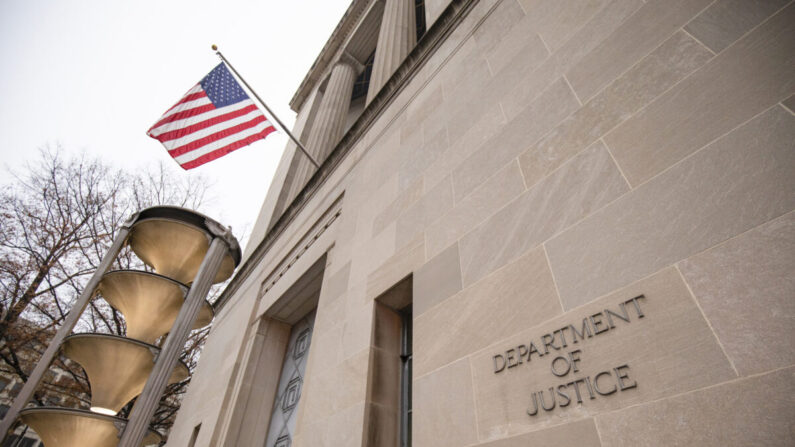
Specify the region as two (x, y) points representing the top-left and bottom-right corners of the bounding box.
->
(147, 63), (276, 170)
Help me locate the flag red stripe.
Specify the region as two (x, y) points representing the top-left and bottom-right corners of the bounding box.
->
(167, 115), (269, 157)
(154, 104), (260, 142)
(178, 126), (276, 170)
(149, 103), (216, 132)
(164, 91), (208, 114)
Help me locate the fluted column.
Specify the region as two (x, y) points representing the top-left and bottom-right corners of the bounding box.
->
(367, 0), (416, 104)
(306, 58), (359, 161)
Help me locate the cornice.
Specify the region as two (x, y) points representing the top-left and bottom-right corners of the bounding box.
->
(289, 0), (373, 112)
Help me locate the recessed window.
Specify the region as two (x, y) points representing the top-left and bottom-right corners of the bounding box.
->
(264, 311), (316, 447)
(366, 276), (413, 447)
(399, 305), (413, 447)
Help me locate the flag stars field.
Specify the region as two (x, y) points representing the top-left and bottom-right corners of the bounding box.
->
(147, 63), (276, 170)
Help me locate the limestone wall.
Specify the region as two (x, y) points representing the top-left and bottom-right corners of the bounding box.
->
(167, 0), (795, 445)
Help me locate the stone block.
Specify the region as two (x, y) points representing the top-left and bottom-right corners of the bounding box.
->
(485, 17), (548, 76)
(372, 177), (423, 237)
(414, 246), (561, 378)
(556, 0), (644, 69)
(499, 0), (644, 120)
(490, 30), (556, 121)
(441, 55), (500, 141)
(350, 220), (395, 285)
(395, 176), (453, 248)
(413, 358), (479, 447)
(402, 84), (444, 141)
(314, 286), (346, 334)
(438, 38), (492, 107)
(352, 172), (399, 245)
(595, 367), (795, 447)
(566, 0), (713, 102)
(459, 141), (628, 287)
(423, 103), (506, 193)
(519, 30), (713, 188)
(684, 0), (789, 53)
(294, 401), (366, 447)
(320, 261), (350, 304)
(342, 300), (375, 360)
(547, 105), (795, 310)
(426, 160), (526, 259)
(306, 322), (344, 383)
(398, 124), (449, 192)
(470, 267), (736, 439)
(477, 417), (601, 447)
(517, 0), (608, 52)
(413, 243), (463, 317)
(472, 0), (526, 55)
(453, 78), (580, 202)
(679, 211), (795, 376)
(357, 129), (402, 194)
(301, 348), (370, 422)
(605, 4), (795, 186)
(366, 235), (425, 301)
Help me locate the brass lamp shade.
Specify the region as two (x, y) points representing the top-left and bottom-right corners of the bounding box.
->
(128, 218), (235, 285)
(20, 407), (161, 447)
(98, 270), (213, 344)
(62, 334), (189, 414)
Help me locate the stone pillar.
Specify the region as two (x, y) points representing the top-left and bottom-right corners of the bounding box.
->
(367, 0), (417, 104)
(306, 57), (359, 161)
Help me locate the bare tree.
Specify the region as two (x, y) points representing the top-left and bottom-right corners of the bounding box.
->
(0, 145), (217, 433)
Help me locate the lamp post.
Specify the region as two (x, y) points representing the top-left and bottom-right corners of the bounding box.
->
(0, 206), (240, 447)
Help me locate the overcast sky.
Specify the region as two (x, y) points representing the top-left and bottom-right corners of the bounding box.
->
(0, 0), (350, 248)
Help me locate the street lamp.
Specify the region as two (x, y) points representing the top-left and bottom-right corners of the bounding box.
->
(0, 206), (241, 446)
(19, 408), (162, 447)
(62, 334), (189, 415)
(97, 270), (213, 344)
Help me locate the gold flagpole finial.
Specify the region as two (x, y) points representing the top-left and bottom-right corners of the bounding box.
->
(211, 44), (218, 51)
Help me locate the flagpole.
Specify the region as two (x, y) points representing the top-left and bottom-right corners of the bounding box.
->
(212, 45), (320, 169)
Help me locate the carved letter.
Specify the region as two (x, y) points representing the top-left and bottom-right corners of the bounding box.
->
(493, 354), (506, 374)
(583, 376), (596, 400)
(527, 393), (539, 416)
(555, 328), (569, 348)
(506, 349), (518, 368)
(614, 364), (637, 391)
(605, 303), (631, 328)
(568, 349), (582, 373)
(517, 344), (528, 365)
(556, 385), (571, 407)
(541, 333), (560, 354)
(569, 319), (592, 344)
(567, 379), (585, 404)
(594, 371), (617, 396)
(590, 312), (609, 335)
(550, 355), (571, 377)
(625, 295), (646, 318)
(538, 388), (556, 411)
(528, 342), (544, 359)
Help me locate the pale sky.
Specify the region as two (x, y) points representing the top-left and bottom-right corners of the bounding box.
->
(0, 0), (351, 248)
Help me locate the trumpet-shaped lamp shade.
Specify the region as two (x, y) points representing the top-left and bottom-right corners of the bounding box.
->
(20, 407), (161, 447)
(128, 217), (236, 285)
(97, 270), (213, 344)
(62, 334), (189, 414)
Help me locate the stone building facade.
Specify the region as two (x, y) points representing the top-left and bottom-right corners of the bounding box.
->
(166, 0), (795, 445)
